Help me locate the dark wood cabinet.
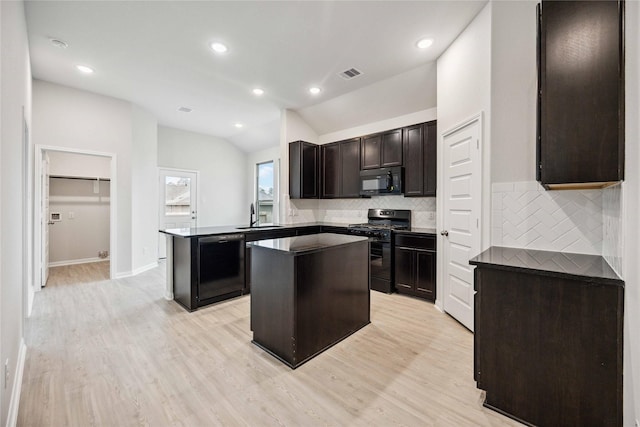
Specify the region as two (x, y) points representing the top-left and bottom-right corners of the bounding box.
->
(394, 233), (436, 301)
(537, 0), (624, 189)
(360, 129), (402, 170)
(403, 121), (437, 197)
(341, 138), (361, 197)
(321, 142), (340, 198)
(321, 138), (361, 198)
(289, 140), (319, 199)
(471, 247), (624, 427)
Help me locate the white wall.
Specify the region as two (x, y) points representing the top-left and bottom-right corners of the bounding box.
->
(49, 178), (110, 265)
(33, 80), (133, 275)
(48, 151), (111, 179)
(279, 109), (319, 224)
(437, 2), (492, 258)
(157, 126), (247, 227)
(318, 107), (437, 145)
(490, 0), (537, 184)
(0, 1), (31, 425)
(623, 1), (640, 424)
(246, 146), (280, 225)
(131, 105), (158, 271)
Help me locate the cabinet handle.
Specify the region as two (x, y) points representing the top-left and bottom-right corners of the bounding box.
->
(440, 230), (449, 236)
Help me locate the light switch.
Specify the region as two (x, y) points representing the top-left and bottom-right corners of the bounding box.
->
(68, 211), (75, 219)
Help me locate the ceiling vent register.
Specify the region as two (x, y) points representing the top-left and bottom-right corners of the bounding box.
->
(339, 68), (363, 80)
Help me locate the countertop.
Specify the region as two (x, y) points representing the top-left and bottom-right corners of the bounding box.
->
(160, 222), (437, 238)
(248, 233), (369, 255)
(469, 246), (623, 286)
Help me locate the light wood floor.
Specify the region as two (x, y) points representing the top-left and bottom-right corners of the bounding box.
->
(19, 262), (522, 426)
(45, 261), (110, 287)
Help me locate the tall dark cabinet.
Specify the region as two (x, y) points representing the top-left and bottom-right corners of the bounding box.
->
(537, 0), (624, 189)
(321, 138), (361, 198)
(403, 121), (437, 197)
(289, 140), (319, 199)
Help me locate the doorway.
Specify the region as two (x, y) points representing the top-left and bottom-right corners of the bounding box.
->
(158, 168), (198, 259)
(440, 115), (483, 332)
(35, 146), (117, 288)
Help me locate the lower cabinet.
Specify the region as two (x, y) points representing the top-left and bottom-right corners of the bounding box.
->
(393, 233), (436, 301)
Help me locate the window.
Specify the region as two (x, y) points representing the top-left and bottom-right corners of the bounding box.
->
(256, 161), (274, 225)
(164, 176), (191, 215)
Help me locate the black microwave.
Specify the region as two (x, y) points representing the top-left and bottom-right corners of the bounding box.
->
(359, 167), (404, 196)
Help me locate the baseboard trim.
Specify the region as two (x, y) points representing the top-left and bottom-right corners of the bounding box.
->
(6, 339), (27, 427)
(132, 262), (158, 276)
(49, 257), (109, 267)
(115, 262), (158, 279)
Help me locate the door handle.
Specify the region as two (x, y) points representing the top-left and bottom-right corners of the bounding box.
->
(440, 230), (449, 236)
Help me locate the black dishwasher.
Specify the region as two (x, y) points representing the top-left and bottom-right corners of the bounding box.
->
(198, 234), (245, 306)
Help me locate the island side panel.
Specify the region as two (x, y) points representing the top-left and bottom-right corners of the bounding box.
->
(251, 248), (295, 365)
(295, 240), (370, 365)
(173, 237), (198, 311)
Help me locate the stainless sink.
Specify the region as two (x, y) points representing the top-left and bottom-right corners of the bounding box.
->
(236, 225), (283, 230)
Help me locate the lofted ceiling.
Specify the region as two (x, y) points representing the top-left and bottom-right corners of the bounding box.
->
(25, 1), (487, 152)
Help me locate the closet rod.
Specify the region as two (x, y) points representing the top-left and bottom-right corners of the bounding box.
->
(49, 175), (111, 182)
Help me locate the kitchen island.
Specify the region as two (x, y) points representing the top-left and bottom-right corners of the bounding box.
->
(249, 233), (370, 368)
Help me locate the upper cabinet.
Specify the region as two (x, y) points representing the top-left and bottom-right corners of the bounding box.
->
(537, 0), (624, 189)
(361, 129), (403, 170)
(289, 140), (319, 199)
(403, 121), (437, 197)
(321, 138), (361, 198)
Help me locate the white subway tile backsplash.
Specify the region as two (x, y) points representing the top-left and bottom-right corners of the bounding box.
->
(602, 183), (623, 277)
(290, 196), (437, 228)
(491, 181), (602, 255)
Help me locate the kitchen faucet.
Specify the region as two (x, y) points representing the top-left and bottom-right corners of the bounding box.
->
(250, 203), (257, 227)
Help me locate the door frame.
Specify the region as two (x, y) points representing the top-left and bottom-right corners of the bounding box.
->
(34, 145), (117, 288)
(158, 167), (200, 258)
(436, 112), (489, 321)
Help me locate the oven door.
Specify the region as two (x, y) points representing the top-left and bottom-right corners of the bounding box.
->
(370, 240), (392, 293)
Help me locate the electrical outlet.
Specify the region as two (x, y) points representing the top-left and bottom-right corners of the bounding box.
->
(4, 359), (9, 389)
(427, 212), (435, 221)
(68, 211), (75, 219)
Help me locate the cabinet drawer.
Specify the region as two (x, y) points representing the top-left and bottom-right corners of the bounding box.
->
(394, 234), (435, 251)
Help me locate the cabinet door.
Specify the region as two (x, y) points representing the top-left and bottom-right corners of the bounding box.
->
(403, 125), (424, 196)
(394, 247), (414, 292)
(301, 142), (319, 198)
(381, 129), (403, 167)
(340, 138), (361, 197)
(539, 0), (624, 186)
(415, 250), (436, 301)
(321, 142), (340, 198)
(361, 134), (381, 170)
(423, 121), (437, 196)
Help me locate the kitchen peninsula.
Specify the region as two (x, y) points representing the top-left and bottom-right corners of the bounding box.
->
(249, 233), (370, 368)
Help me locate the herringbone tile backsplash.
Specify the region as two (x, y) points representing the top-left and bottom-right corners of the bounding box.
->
(492, 181), (602, 255)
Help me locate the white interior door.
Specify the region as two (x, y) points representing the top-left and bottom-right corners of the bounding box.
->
(41, 152), (51, 286)
(158, 169), (198, 258)
(442, 117), (482, 331)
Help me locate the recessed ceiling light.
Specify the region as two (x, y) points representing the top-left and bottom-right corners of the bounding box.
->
(309, 87), (321, 95)
(210, 42), (228, 54)
(50, 38), (68, 49)
(177, 106), (193, 113)
(234, 123), (243, 128)
(252, 88), (264, 96)
(416, 38), (434, 49)
(76, 65), (94, 74)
